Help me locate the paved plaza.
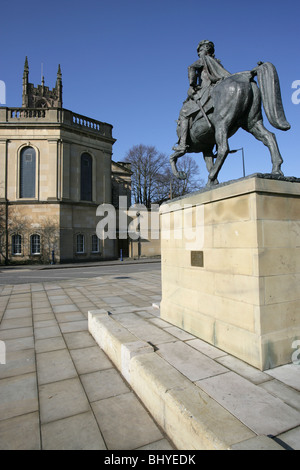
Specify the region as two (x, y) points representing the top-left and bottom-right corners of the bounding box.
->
(0, 262), (299, 450)
(0, 265), (174, 450)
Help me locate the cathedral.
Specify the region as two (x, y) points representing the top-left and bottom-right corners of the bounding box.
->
(0, 58), (131, 264)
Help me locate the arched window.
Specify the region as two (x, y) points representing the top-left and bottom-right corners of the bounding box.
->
(12, 234), (22, 255)
(30, 234), (41, 255)
(80, 153), (92, 201)
(20, 147), (36, 198)
(91, 234), (99, 253)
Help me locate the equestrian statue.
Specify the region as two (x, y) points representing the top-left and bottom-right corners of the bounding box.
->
(170, 40), (291, 187)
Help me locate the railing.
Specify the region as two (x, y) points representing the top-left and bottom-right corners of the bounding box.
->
(70, 111), (112, 138)
(72, 113), (101, 131)
(0, 107), (113, 139)
(10, 108), (46, 118)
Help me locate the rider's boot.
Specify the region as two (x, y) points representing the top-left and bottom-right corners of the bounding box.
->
(172, 118), (189, 154)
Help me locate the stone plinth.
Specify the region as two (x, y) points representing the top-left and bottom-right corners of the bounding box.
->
(160, 175), (300, 370)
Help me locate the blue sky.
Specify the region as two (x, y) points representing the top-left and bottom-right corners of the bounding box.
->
(1, 0), (299, 184)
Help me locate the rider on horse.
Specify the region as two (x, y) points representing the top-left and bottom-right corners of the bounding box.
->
(173, 40), (230, 156)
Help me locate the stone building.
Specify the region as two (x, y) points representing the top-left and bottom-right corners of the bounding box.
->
(0, 58), (131, 264)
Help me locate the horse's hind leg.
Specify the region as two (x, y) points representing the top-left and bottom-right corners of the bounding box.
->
(203, 149), (219, 184)
(246, 119), (284, 175)
(207, 125), (229, 186)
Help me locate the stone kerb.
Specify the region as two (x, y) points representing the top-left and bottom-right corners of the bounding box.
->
(159, 175), (300, 370)
(88, 310), (154, 383)
(88, 310), (253, 450)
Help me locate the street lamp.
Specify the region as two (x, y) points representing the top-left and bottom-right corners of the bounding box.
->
(229, 147), (246, 178)
(136, 211), (141, 259)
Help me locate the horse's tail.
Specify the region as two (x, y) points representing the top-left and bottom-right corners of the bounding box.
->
(255, 62), (290, 131)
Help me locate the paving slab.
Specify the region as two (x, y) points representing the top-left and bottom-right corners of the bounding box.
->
(277, 426), (300, 450)
(259, 379), (300, 412)
(0, 349), (35, 379)
(0, 373), (38, 421)
(0, 317), (33, 329)
(52, 304), (79, 314)
(34, 325), (62, 340)
(157, 341), (227, 381)
(59, 320), (88, 333)
(163, 325), (195, 341)
(113, 313), (178, 345)
(34, 336), (66, 354)
(70, 345), (112, 375)
(265, 364), (300, 391)
(137, 439), (175, 450)
(39, 377), (90, 424)
(3, 336), (34, 352)
(185, 338), (228, 359)
(196, 371), (300, 436)
(82, 366), (128, 399)
(0, 412), (41, 450)
(36, 349), (77, 385)
(63, 331), (96, 350)
(0, 327), (33, 340)
(55, 312), (87, 323)
(231, 435), (285, 450)
(91, 392), (164, 450)
(216, 354), (273, 385)
(3, 307), (32, 318)
(41, 411), (106, 450)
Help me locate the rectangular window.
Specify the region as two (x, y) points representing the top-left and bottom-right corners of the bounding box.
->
(76, 234), (85, 253)
(91, 234), (99, 253)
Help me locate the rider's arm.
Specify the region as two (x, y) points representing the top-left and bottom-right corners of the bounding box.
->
(188, 59), (203, 87)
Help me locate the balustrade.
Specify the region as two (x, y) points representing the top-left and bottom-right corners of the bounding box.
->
(10, 108), (46, 118)
(1, 107), (113, 139)
(71, 112), (111, 137)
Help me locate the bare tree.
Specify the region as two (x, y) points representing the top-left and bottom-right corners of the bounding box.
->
(124, 145), (169, 208)
(123, 146), (204, 206)
(39, 216), (59, 264)
(0, 203), (7, 264)
(0, 206), (60, 265)
(169, 155), (204, 199)
(0, 206), (31, 264)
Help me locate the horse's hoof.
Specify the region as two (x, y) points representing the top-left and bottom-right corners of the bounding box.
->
(272, 169), (284, 177)
(206, 178), (219, 187)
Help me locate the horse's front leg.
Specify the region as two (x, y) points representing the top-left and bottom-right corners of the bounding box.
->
(170, 151), (187, 180)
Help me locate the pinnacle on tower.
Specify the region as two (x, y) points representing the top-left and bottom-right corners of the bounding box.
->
(22, 57), (29, 107)
(57, 64), (62, 79)
(23, 57), (29, 75)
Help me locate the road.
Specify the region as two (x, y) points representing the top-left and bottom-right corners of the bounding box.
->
(0, 261), (161, 285)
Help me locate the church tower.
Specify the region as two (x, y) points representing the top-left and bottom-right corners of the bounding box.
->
(22, 57), (63, 108)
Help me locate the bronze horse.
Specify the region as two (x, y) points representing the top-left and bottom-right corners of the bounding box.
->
(170, 62), (290, 186)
